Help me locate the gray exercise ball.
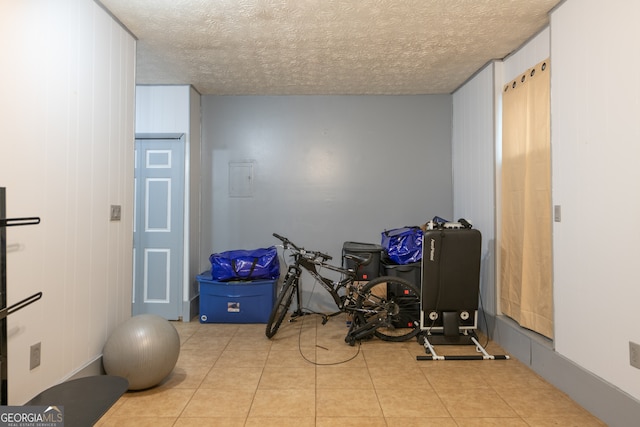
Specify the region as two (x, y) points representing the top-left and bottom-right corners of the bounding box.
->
(103, 314), (180, 390)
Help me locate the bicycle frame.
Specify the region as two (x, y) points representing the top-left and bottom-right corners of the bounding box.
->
(285, 251), (357, 315)
(267, 233), (422, 343)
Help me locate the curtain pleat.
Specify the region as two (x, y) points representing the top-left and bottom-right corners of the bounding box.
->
(500, 59), (553, 339)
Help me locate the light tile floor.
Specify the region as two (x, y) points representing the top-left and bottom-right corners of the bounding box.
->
(97, 314), (605, 426)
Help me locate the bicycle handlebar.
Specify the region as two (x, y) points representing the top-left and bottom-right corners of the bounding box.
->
(272, 233), (332, 261)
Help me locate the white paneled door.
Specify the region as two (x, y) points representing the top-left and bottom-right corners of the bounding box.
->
(133, 134), (185, 320)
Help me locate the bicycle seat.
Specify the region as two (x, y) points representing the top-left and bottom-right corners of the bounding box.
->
(343, 253), (372, 266)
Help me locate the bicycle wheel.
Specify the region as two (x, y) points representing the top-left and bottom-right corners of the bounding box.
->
(353, 275), (421, 342)
(265, 274), (297, 338)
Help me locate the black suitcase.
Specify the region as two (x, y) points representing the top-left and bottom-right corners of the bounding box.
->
(420, 228), (481, 335)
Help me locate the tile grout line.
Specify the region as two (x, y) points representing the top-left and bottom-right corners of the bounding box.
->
(245, 325), (267, 426)
(175, 324), (215, 425)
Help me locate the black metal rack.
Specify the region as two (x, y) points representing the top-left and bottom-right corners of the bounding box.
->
(1, 188), (42, 405)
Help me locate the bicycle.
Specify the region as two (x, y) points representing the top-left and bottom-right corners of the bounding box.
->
(265, 233), (421, 345)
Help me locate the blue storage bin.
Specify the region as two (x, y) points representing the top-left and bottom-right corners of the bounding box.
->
(197, 271), (276, 323)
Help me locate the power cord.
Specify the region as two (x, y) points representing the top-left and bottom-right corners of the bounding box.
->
(294, 265), (362, 366)
(477, 288), (490, 348)
(296, 315), (363, 366)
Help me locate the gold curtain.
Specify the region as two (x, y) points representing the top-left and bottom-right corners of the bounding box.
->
(500, 59), (553, 339)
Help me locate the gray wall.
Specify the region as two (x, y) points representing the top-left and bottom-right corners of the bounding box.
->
(201, 95), (452, 310)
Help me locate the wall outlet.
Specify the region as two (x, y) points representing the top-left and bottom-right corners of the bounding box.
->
(30, 342), (41, 370)
(110, 204), (121, 221)
(630, 341), (640, 370)
(554, 205), (562, 222)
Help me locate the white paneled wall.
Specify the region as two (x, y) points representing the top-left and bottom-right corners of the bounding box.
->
(551, 0), (640, 400)
(452, 63), (497, 316)
(0, 0), (135, 404)
(136, 86), (192, 134)
(503, 28), (550, 84)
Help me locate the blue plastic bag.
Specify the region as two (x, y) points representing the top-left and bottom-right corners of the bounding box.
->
(381, 227), (423, 265)
(209, 246), (280, 281)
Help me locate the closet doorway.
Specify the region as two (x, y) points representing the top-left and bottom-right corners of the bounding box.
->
(133, 134), (185, 320)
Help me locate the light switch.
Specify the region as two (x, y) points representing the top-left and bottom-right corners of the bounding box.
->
(110, 205), (122, 221)
(554, 205), (561, 222)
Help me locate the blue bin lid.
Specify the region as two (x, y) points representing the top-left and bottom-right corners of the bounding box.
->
(197, 270), (277, 285)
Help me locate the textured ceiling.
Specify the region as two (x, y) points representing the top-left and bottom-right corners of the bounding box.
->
(99, 0), (561, 95)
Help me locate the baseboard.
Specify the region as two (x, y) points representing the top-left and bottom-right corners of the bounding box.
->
(183, 294), (199, 322)
(66, 356), (105, 381)
(482, 312), (640, 426)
